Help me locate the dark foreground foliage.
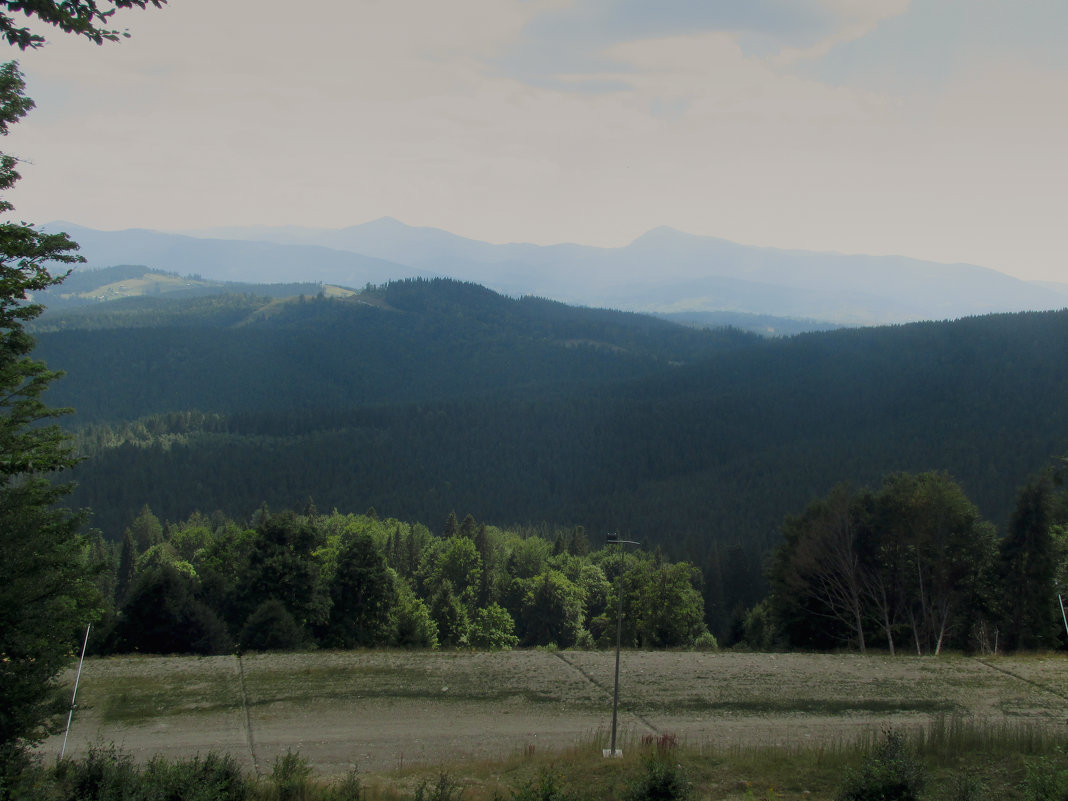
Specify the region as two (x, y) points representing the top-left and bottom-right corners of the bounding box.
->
(8, 730), (1068, 801)
(4, 745), (249, 801)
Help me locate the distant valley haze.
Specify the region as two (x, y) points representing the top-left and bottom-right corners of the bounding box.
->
(44, 218), (1068, 328)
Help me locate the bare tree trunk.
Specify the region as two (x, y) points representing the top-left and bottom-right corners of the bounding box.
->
(789, 485), (870, 653)
(864, 574), (896, 655)
(934, 603), (951, 655)
(915, 556), (930, 654)
(881, 589), (896, 656)
(908, 607), (922, 655)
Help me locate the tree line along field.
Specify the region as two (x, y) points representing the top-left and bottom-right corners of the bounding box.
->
(43, 649), (1068, 780)
(84, 465), (1068, 665)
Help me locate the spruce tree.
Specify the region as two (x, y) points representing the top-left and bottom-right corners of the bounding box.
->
(1000, 477), (1057, 650)
(0, 61), (99, 769)
(0, 2), (166, 770)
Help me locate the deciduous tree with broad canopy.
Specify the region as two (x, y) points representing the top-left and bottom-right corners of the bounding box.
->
(768, 472), (999, 654)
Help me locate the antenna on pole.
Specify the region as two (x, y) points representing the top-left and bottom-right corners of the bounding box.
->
(60, 624), (91, 760)
(603, 533), (639, 759)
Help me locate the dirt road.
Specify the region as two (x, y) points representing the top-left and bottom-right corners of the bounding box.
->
(41, 650), (1068, 776)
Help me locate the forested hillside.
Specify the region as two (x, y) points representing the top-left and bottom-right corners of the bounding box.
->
(29, 277), (1068, 636)
(35, 275), (750, 419)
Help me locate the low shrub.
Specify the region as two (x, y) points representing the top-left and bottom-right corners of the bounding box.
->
(510, 770), (585, 801)
(623, 754), (691, 801)
(1022, 755), (1068, 801)
(325, 768), (362, 801)
(49, 746), (250, 801)
(836, 729), (925, 801)
(413, 772), (463, 801)
(692, 632), (718, 652)
(271, 751), (314, 801)
(142, 752), (250, 801)
(57, 743), (141, 801)
(240, 599), (307, 652)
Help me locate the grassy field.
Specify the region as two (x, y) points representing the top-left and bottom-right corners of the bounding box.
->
(40, 649), (1068, 799)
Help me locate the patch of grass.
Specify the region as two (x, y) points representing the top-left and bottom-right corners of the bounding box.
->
(646, 698), (959, 715)
(365, 718), (1068, 801)
(241, 664), (594, 709)
(99, 674), (242, 723)
(34, 719), (1068, 801)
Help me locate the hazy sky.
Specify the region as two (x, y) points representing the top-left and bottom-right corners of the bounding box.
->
(4, 0), (1067, 282)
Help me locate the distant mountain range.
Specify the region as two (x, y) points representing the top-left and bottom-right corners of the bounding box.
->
(43, 219), (1068, 326)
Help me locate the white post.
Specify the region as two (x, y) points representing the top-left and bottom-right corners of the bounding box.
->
(60, 624), (91, 760)
(1059, 594), (1068, 641)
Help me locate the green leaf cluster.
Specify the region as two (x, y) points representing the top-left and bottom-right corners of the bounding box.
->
(88, 506), (711, 657)
(0, 1), (165, 51)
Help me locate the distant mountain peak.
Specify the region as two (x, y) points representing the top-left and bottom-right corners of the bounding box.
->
(355, 216), (408, 230)
(628, 226), (732, 249)
(623, 226), (734, 254)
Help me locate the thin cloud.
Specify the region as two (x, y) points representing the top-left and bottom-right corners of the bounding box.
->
(495, 0), (890, 90)
(1, 0), (1065, 284)
(802, 0), (1068, 92)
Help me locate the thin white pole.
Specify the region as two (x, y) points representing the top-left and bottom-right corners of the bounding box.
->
(1059, 594), (1068, 641)
(609, 542), (624, 757)
(60, 624), (91, 760)
(604, 535), (638, 759)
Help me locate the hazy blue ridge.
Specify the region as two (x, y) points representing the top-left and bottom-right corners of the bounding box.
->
(43, 219), (1068, 326)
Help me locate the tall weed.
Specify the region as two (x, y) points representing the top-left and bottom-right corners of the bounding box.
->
(57, 743), (140, 801)
(271, 751), (314, 801)
(142, 752), (250, 801)
(325, 768), (362, 801)
(510, 770), (585, 801)
(1022, 755), (1068, 801)
(835, 729), (925, 801)
(412, 772), (463, 801)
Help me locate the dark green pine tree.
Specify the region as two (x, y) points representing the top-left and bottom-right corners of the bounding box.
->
(86, 532), (116, 611)
(386, 525), (402, 573)
(237, 511), (326, 633)
(405, 527), (421, 578)
(552, 531), (567, 556)
(458, 513), (478, 540)
(325, 532), (397, 648)
(443, 511), (459, 539)
(430, 579), (469, 647)
(114, 530), (137, 606)
(474, 523), (494, 606)
(110, 564), (231, 655)
(568, 525), (590, 557)
(0, 2), (166, 774)
(125, 504), (164, 552)
(1000, 477), (1058, 650)
(0, 61), (100, 770)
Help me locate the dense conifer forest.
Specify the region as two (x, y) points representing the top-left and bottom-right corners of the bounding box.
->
(29, 272), (1068, 641)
